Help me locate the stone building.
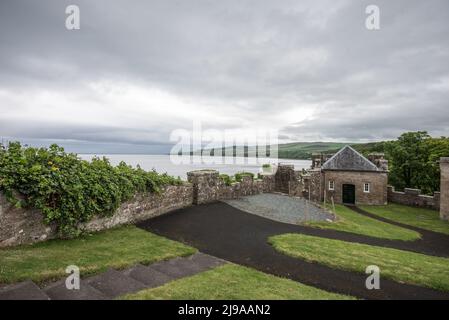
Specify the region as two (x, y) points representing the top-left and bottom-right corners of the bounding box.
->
(311, 146), (388, 205)
(440, 157), (449, 221)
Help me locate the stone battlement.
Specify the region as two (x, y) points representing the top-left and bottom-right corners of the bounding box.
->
(1, 169), (276, 248)
(387, 186), (440, 210)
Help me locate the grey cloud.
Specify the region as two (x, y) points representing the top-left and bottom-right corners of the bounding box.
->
(0, 0), (448, 150)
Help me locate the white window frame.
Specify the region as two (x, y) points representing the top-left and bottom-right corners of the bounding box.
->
(364, 182), (370, 193)
(328, 180), (335, 191)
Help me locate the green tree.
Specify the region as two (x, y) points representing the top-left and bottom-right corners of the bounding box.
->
(386, 132), (449, 194)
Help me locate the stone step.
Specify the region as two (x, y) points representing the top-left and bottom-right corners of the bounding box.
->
(149, 253), (224, 279)
(189, 252), (226, 270)
(0, 253), (225, 300)
(0, 280), (50, 300)
(85, 269), (147, 298)
(122, 264), (172, 288)
(43, 279), (108, 300)
(149, 257), (201, 279)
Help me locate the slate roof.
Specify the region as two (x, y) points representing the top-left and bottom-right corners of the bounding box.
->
(321, 145), (381, 172)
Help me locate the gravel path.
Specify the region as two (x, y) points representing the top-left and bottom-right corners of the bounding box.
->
(224, 193), (335, 224)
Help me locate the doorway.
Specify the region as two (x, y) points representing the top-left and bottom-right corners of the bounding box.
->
(342, 184), (355, 204)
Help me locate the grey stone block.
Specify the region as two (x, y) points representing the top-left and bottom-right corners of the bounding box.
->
(0, 280), (50, 300)
(122, 264), (172, 287)
(189, 252), (226, 270)
(86, 269), (146, 298)
(149, 255), (214, 279)
(43, 279), (108, 300)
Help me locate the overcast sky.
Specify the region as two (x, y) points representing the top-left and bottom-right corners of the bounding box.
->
(0, 0), (448, 153)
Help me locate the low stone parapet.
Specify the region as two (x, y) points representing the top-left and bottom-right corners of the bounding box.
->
(387, 186), (440, 210)
(1, 168), (277, 247)
(0, 184), (193, 248)
(187, 170), (275, 205)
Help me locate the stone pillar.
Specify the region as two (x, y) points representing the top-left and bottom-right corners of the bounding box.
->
(274, 164), (295, 193)
(309, 169), (323, 202)
(440, 158), (449, 221)
(260, 173), (275, 192)
(187, 170), (220, 205)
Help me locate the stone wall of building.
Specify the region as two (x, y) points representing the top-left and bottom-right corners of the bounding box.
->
(387, 186), (440, 211)
(0, 184), (193, 248)
(323, 171), (388, 205)
(440, 157), (449, 220)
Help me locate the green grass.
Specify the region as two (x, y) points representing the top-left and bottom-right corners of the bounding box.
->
(0, 225), (196, 284)
(306, 204), (420, 241)
(360, 203), (449, 236)
(269, 233), (449, 292)
(120, 264), (354, 300)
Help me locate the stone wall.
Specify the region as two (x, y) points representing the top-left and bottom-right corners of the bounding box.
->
(0, 193), (56, 248)
(439, 157), (449, 220)
(274, 164), (296, 193)
(0, 169), (276, 247)
(306, 170), (323, 202)
(323, 171), (388, 205)
(387, 186), (440, 211)
(275, 165), (323, 202)
(0, 184), (193, 248)
(187, 169), (275, 205)
(83, 184), (194, 232)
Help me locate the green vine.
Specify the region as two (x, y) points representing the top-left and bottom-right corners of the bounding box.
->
(0, 142), (182, 237)
(234, 172), (255, 182)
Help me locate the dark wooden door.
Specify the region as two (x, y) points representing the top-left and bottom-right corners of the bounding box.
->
(342, 184), (355, 204)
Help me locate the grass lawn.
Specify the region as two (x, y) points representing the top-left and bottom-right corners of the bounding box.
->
(120, 264), (354, 300)
(0, 225), (196, 284)
(306, 204), (420, 241)
(360, 203), (449, 236)
(269, 233), (449, 292)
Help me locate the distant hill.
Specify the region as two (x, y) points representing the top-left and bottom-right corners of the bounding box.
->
(276, 142), (347, 159)
(198, 141), (388, 160)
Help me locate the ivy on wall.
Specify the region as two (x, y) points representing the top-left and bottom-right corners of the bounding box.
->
(0, 142), (182, 237)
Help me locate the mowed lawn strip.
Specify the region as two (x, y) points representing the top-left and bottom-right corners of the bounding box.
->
(269, 233), (449, 292)
(0, 225), (196, 284)
(306, 204), (420, 241)
(360, 203), (449, 236)
(120, 264), (355, 300)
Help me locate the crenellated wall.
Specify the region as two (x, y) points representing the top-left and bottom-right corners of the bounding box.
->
(2, 159), (447, 247)
(387, 186), (440, 210)
(0, 170), (276, 247)
(187, 170), (275, 205)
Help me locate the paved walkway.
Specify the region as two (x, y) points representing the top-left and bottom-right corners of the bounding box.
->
(137, 201), (449, 300)
(0, 253), (225, 300)
(348, 205), (449, 257)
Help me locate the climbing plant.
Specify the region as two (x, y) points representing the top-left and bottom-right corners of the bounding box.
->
(0, 142), (182, 237)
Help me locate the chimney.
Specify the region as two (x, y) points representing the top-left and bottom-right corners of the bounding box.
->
(311, 153), (322, 169)
(368, 153), (388, 171)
